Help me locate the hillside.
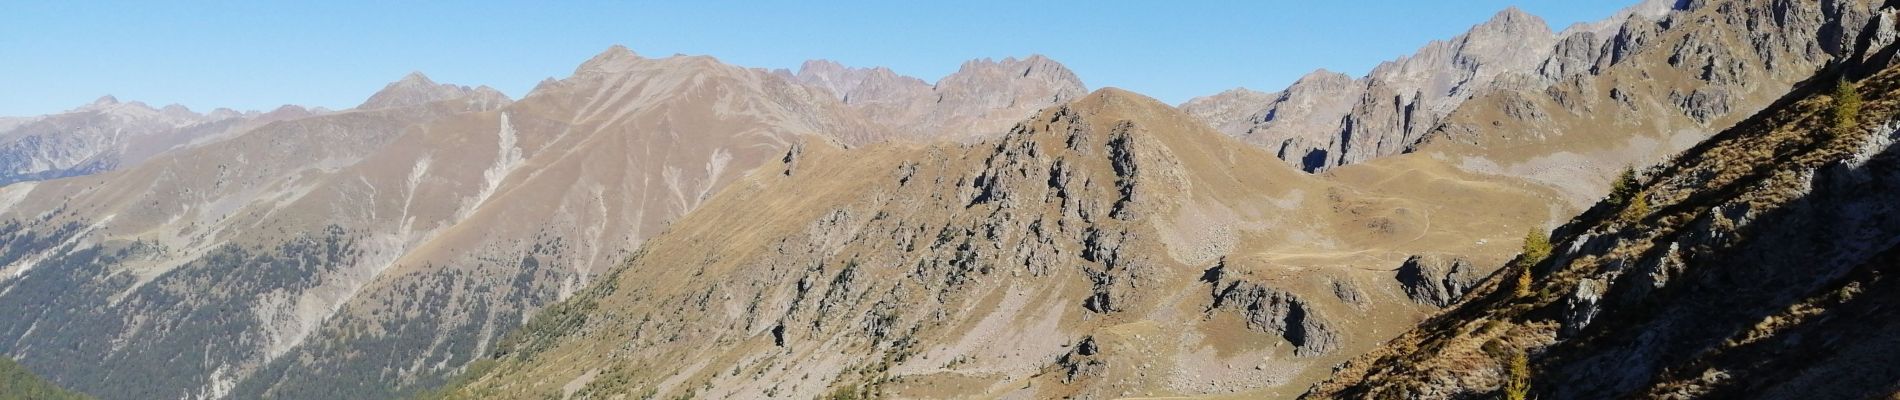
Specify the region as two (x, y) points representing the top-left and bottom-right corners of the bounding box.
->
(435, 88), (1564, 399)
(1307, 23), (1900, 400)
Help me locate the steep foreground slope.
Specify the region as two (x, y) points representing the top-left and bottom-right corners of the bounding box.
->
(437, 89), (1564, 399)
(1308, 38), (1900, 400)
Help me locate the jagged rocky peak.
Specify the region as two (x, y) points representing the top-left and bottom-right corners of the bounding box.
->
(1472, 6), (1551, 38)
(937, 54), (1086, 97)
(777, 53), (1089, 141)
(356, 71), (510, 110)
(922, 54), (1089, 138)
(1380, 6), (1555, 82)
(790, 58), (931, 104)
(1185, 6), (1574, 172)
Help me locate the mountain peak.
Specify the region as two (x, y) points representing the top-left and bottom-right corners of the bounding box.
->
(357, 71), (479, 110)
(91, 95), (120, 107)
(1068, 87), (1194, 125)
(1294, 68), (1355, 85)
(1474, 6), (1551, 35)
(799, 59), (846, 73)
(398, 71), (434, 85)
(576, 44), (642, 73)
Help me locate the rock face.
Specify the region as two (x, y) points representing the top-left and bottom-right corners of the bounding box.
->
(1181, 71), (1362, 171)
(1394, 254), (1481, 308)
(1308, 20), (1900, 398)
(438, 88), (1564, 399)
(1183, 8), (1558, 171)
(1414, 0), (1879, 207)
(0, 97), (309, 186)
(787, 55), (1089, 141)
(1188, 0), (1867, 183)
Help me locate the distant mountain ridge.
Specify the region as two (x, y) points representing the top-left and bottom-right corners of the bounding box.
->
(0, 45), (1097, 400)
(782, 54), (1089, 141)
(0, 96), (315, 187)
(1182, 1), (1685, 172)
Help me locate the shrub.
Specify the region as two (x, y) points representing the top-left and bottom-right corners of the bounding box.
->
(1620, 192), (1650, 224)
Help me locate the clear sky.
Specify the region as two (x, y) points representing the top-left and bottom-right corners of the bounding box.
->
(0, 1), (1638, 117)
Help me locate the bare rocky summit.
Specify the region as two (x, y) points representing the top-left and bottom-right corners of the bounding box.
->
(787, 55), (1089, 141)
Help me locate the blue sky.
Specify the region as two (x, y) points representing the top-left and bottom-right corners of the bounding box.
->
(0, 1), (1636, 116)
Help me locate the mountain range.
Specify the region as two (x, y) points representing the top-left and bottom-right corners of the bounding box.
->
(3, 0), (1897, 399)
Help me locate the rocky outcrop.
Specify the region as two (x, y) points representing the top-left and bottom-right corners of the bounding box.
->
(1393, 254), (1482, 307)
(1205, 265), (1340, 356)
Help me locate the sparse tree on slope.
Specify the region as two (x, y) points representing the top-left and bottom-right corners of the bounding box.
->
(1832, 78), (1861, 136)
(1516, 229), (1551, 297)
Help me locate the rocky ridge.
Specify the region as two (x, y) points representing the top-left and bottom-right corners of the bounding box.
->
(0, 96), (313, 187)
(785, 55), (1089, 141)
(1308, 10), (1900, 398)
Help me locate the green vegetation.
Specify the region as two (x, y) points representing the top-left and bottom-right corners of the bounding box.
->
(825, 383), (865, 400)
(1504, 349), (1531, 400)
(0, 358), (90, 400)
(1620, 192), (1650, 224)
(1607, 167), (1640, 208)
(1832, 78), (1862, 136)
(1515, 229), (1552, 297)
(1604, 166), (1649, 224)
